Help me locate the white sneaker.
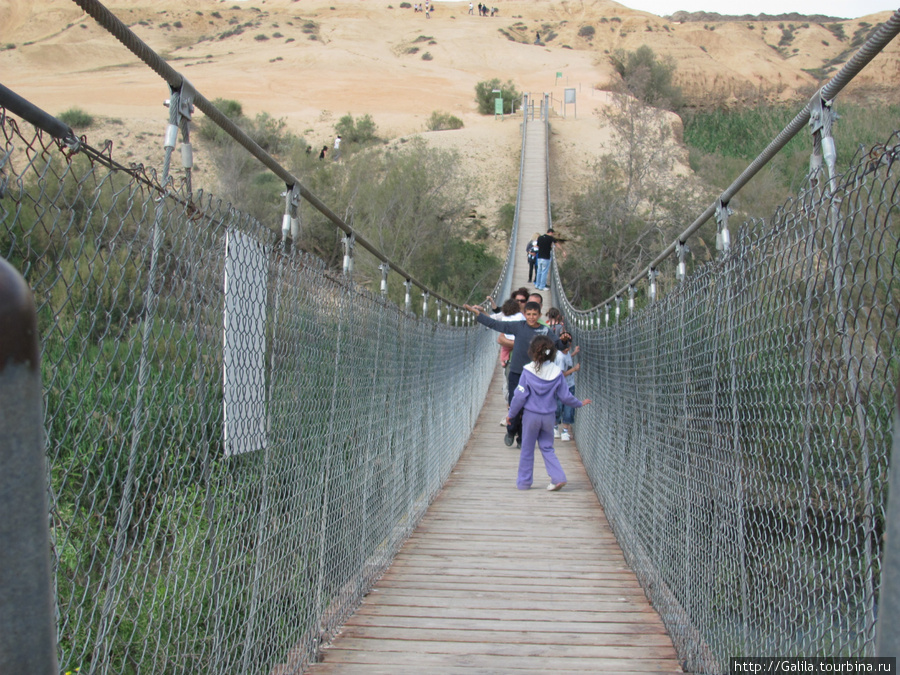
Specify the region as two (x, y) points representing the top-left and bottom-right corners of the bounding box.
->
(547, 482), (567, 491)
(561, 430), (571, 441)
(553, 426), (560, 439)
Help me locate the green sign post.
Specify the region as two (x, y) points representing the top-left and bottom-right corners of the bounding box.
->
(494, 96), (504, 120)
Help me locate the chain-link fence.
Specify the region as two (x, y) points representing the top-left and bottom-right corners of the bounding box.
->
(558, 132), (899, 671)
(0, 107), (498, 674)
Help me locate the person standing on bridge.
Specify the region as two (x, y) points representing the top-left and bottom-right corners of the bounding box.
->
(534, 228), (567, 292)
(464, 300), (550, 448)
(526, 233), (539, 284)
(507, 335), (590, 491)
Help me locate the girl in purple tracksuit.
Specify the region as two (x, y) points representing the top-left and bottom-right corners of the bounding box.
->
(506, 335), (591, 492)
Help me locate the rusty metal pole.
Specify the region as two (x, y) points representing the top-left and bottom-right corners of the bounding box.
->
(0, 256), (57, 674)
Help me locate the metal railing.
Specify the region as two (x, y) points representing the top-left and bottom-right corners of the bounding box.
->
(551, 11), (900, 672)
(0, 85), (499, 675)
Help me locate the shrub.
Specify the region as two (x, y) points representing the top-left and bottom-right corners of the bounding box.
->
(608, 45), (682, 110)
(578, 25), (595, 39)
(426, 111), (464, 131)
(254, 33), (269, 40)
(421, 52), (433, 60)
(474, 79), (521, 115)
(57, 107), (94, 129)
(335, 113), (378, 145)
(825, 22), (846, 41)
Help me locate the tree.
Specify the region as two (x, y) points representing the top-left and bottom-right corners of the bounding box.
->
(292, 137), (500, 303)
(558, 91), (708, 307)
(608, 45), (682, 111)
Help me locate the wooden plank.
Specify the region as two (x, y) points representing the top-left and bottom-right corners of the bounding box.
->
(306, 664), (685, 675)
(343, 614), (670, 635)
(315, 650), (682, 672)
(302, 125), (683, 674)
(346, 604), (669, 626)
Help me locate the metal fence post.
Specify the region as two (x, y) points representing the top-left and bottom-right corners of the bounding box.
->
(0, 256), (58, 674)
(876, 381), (900, 656)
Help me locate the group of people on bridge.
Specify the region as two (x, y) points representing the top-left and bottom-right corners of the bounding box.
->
(464, 247), (590, 492)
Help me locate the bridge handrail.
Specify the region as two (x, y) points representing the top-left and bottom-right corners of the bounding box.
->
(557, 8), (900, 317)
(65, 0), (467, 314)
(485, 95), (529, 306)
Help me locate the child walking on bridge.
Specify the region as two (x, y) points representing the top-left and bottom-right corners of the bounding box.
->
(507, 335), (590, 491)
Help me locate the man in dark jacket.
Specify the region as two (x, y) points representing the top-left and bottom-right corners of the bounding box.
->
(534, 228), (567, 291)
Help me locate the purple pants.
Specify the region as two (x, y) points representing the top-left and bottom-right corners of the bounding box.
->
(517, 410), (567, 489)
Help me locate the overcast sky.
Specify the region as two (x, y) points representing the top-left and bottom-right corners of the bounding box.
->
(620, 0), (898, 19)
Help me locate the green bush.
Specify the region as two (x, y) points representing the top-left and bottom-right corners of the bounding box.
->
(474, 79), (520, 115)
(57, 107), (94, 129)
(608, 45), (682, 110)
(426, 111), (464, 131)
(198, 98), (295, 154)
(578, 25), (595, 39)
(334, 113), (378, 145)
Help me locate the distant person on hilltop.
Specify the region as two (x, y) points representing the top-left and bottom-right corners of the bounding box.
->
(318, 145), (328, 160)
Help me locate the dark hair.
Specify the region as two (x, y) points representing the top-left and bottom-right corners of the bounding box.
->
(528, 292), (543, 305)
(513, 287), (529, 301)
(528, 335), (556, 372)
(523, 301), (541, 313)
(501, 298), (521, 316)
(547, 307), (562, 322)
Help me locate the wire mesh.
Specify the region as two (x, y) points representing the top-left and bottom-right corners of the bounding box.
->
(561, 133), (900, 672)
(0, 108), (496, 674)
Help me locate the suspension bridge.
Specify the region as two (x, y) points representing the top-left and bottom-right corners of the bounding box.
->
(1, 2), (900, 674)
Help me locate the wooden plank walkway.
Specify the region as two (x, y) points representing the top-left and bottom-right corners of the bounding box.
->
(305, 369), (683, 674)
(304, 118), (683, 674)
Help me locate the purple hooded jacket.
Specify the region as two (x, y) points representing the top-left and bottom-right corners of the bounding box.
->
(508, 361), (584, 418)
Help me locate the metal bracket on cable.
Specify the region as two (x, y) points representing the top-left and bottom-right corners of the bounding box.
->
(649, 268), (658, 303)
(436, 300), (442, 324)
(379, 263), (390, 296)
(627, 285), (636, 313)
(716, 200), (732, 254)
(422, 290), (429, 317)
(177, 81), (196, 174)
(604, 303), (610, 327)
(614, 296), (622, 322)
(404, 280), (412, 312)
(342, 234), (355, 276)
(676, 241), (689, 282)
(282, 184), (301, 250)
(808, 91), (838, 193)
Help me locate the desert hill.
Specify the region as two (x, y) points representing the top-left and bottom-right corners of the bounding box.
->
(1, 0), (897, 234)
